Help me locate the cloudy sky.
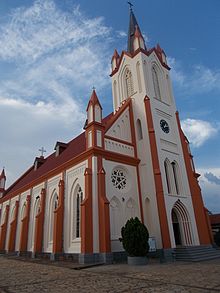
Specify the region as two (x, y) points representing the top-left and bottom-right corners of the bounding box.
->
(0, 0), (220, 213)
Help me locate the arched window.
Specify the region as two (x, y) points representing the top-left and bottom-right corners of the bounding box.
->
(136, 119), (143, 140)
(164, 159), (172, 194)
(49, 192), (59, 243)
(21, 203), (26, 220)
(31, 197), (40, 249)
(75, 186), (83, 238)
(113, 80), (118, 108)
(136, 62), (142, 93)
(171, 162), (180, 195)
(110, 196), (122, 239)
(152, 65), (161, 100)
(125, 68), (134, 98)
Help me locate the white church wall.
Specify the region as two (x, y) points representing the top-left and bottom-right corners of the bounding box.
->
(164, 196), (200, 247)
(105, 108), (132, 143)
(103, 159), (141, 252)
(15, 191), (29, 251)
(64, 161), (86, 254)
(92, 156), (99, 253)
(43, 175), (61, 253)
(104, 138), (134, 157)
(28, 183), (44, 252)
(5, 195), (19, 251)
(0, 200), (9, 226)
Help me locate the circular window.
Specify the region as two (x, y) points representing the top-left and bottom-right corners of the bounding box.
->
(111, 169), (127, 190)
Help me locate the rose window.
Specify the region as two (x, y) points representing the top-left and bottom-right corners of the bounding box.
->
(111, 169), (127, 190)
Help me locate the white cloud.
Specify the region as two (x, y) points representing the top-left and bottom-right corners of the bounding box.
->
(198, 168), (220, 213)
(116, 30), (127, 38)
(168, 57), (220, 94)
(0, 0), (114, 187)
(181, 118), (218, 147)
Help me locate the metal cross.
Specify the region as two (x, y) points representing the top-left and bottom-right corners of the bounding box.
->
(92, 86), (96, 90)
(38, 147), (46, 157)
(127, 1), (133, 10)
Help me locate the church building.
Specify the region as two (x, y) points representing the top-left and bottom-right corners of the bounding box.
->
(0, 8), (213, 263)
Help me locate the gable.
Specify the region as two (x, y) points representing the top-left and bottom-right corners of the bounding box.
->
(105, 108), (132, 143)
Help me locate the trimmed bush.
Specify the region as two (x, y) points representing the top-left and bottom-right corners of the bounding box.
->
(120, 217), (149, 257)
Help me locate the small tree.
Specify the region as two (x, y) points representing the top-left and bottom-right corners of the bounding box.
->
(120, 217), (149, 257)
(214, 229), (220, 247)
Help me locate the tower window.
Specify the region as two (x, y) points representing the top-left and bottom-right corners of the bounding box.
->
(136, 119), (143, 140)
(75, 186), (83, 238)
(171, 162), (180, 195)
(152, 66), (161, 100)
(164, 160), (171, 194)
(125, 69), (134, 98)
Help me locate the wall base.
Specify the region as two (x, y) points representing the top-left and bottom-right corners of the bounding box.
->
(159, 248), (174, 263)
(79, 252), (113, 264)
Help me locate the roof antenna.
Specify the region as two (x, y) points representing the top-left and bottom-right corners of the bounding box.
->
(127, 1), (133, 10)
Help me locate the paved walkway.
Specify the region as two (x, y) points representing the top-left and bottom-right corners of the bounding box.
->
(0, 256), (220, 292)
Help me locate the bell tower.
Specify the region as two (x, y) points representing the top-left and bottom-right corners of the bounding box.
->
(110, 6), (208, 253)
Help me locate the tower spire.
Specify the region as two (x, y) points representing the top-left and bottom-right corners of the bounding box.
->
(127, 4), (145, 53)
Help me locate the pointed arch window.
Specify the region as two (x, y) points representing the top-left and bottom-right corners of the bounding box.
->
(152, 66), (161, 100)
(125, 68), (134, 98)
(164, 159), (172, 194)
(136, 119), (143, 140)
(76, 186), (83, 238)
(49, 192), (59, 243)
(171, 162), (180, 195)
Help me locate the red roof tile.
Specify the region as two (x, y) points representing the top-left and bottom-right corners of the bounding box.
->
(210, 214), (220, 225)
(4, 112), (114, 198)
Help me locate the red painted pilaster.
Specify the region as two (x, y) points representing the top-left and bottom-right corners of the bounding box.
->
(34, 188), (46, 253)
(144, 97), (171, 249)
(81, 165), (93, 253)
(53, 179), (64, 254)
(8, 200), (19, 252)
(19, 195), (31, 252)
(0, 205), (9, 251)
(98, 164), (111, 253)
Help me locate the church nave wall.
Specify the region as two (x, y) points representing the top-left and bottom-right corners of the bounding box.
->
(103, 159), (141, 252)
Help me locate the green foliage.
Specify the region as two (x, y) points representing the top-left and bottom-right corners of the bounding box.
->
(120, 217), (149, 257)
(214, 229), (220, 247)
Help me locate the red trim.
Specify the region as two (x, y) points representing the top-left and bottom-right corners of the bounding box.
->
(53, 178), (64, 253)
(34, 188), (46, 253)
(0, 205), (9, 251)
(8, 200), (19, 252)
(175, 111), (212, 245)
(110, 47), (170, 77)
(144, 97), (171, 249)
(19, 195), (31, 252)
(97, 159), (111, 253)
(81, 159), (93, 253)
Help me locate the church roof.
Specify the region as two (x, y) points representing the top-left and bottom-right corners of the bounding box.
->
(4, 132), (86, 198)
(127, 8), (143, 53)
(3, 112), (114, 199)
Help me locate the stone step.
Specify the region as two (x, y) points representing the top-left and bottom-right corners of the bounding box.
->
(173, 245), (220, 262)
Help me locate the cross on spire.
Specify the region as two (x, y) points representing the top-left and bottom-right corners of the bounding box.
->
(127, 1), (133, 10)
(38, 147), (46, 157)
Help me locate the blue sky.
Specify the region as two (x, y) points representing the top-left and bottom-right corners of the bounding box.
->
(0, 0), (220, 213)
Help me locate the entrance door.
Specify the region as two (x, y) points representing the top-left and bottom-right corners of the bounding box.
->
(172, 210), (182, 246)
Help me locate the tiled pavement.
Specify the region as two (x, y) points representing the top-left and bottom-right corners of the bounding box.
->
(0, 256), (220, 292)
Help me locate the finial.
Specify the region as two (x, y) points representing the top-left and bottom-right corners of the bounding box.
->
(127, 1), (133, 10)
(92, 86), (96, 91)
(38, 147), (46, 158)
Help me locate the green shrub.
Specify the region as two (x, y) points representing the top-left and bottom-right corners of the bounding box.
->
(120, 217), (149, 257)
(214, 229), (220, 247)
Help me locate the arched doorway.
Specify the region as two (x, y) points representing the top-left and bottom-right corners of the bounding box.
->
(172, 209), (182, 246)
(171, 200), (193, 246)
